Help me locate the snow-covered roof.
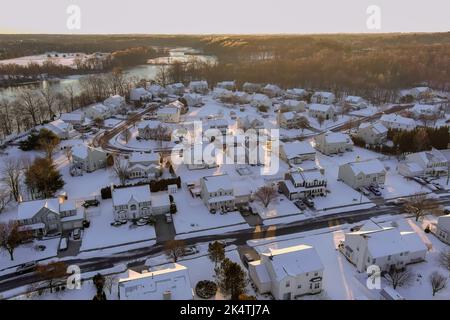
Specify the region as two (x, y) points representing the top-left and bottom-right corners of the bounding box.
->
(290, 169), (326, 184)
(380, 114), (416, 126)
(285, 88), (306, 96)
(263, 84), (281, 92)
(282, 141), (315, 159)
(438, 214), (450, 231)
(313, 91), (334, 98)
(189, 80), (208, 88)
(151, 193), (170, 208)
(322, 132), (353, 144)
(71, 144), (89, 159)
(60, 112), (83, 122)
(345, 159), (386, 176)
(261, 244), (323, 281)
(309, 103), (334, 112)
(137, 120), (160, 130)
(281, 111), (297, 120)
(129, 152), (160, 164)
(18, 198), (60, 220)
(283, 99), (302, 107)
(158, 106), (179, 115)
(103, 95), (125, 108)
(345, 96), (364, 104)
(112, 185), (151, 206)
(252, 93), (271, 101)
(118, 263), (193, 300)
(201, 174), (233, 193)
(45, 119), (71, 133)
(411, 104), (436, 114)
(410, 148), (447, 165)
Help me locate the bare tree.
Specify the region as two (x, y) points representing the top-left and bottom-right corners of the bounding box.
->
(39, 86), (56, 119)
(104, 274), (118, 295)
(0, 99), (13, 137)
(0, 221), (32, 260)
(63, 147), (73, 162)
(1, 157), (23, 202)
(64, 84), (76, 112)
(438, 250), (450, 273)
(383, 268), (413, 290)
(297, 116), (310, 134)
(429, 271), (447, 296)
(404, 193), (439, 221)
(317, 114), (325, 128)
(254, 185), (278, 208)
(122, 128), (132, 144)
(36, 261), (68, 293)
(155, 65), (169, 87)
(18, 90), (42, 126)
(164, 240), (186, 263)
(112, 156), (129, 185)
(0, 189), (10, 213)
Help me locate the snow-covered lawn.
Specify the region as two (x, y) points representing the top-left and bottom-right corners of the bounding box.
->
(251, 195), (301, 220)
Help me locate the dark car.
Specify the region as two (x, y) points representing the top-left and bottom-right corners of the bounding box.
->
(368, 186), (382, 196)
(303, 198), (315, 208)
(82, 199), (99, 208)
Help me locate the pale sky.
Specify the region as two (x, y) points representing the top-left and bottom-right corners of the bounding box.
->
(1, 0), (449, 34)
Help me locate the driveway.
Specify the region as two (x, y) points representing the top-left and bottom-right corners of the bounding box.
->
(154, 214), (176, 243)
(57, 233), (82, 258)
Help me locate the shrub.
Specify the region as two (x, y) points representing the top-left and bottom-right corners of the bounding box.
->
(195, 280), (217, 299)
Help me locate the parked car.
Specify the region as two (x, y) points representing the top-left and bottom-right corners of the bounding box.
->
(16, 262), (37, 274)
(165, 213), (173, 223)
(136, 218), (148, 226)
(359, 187), (371, 196)
(82, 199), (99, 208)
(432, 182), (444, 190)
(183, 246), (198, 256)
(294, 200), (307, 210)
(119, 219), (128, 224)
(59, 238), (68, 251)
(35, 245), (46, 251)
(303, 198), (315, 208)
(368, 186), (381, 196)
(243, 253), (255, 268)
(110, 221), (122, 227)
(72, 228), (81, 240)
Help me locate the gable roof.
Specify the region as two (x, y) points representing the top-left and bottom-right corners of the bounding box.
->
(18, 198), (60, 220)
(282, 141), (315, 159)
(201, 174), (232, 193)
(112, 185), (151, 206)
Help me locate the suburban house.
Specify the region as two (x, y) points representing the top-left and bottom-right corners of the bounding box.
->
(399, 87), (433, 101)
(137, 120), (161, 140)
(118, 263), (193, 300)
(248, 244), (324, 300)
(130, 88), (152, 102)
(237, 115), (264, 131)
(279, 141), (316, 165)
(277, 111), (304, 129)
(308, 104), (335, 120)
(157, 105), (181, 123)
(356, 122), (388, 145)
(231, 91), (251, 104)
(147, 84), (168, 97)
(411, 104), (439, 118)
(200, 174), (235, 213)
(435, 214), (450, 244)
(71, 144), (108, 172)
(338, 159), (386, 189)
(44, 119), (74, 139)
(17, 196), (84, 237)
(279, 169), (327, 200)
(344, 96), (368, 110)
(127, 152), (161, 180)
(262, 84), (283, 97)
(311, 91), (335, 105)
(112, 185), (152, 220)
(380, 114), (416, 131)
(166, 83), (185, 96)
(103, 95), (126, 114)
(203, 118), (229, 135)
(85, 103), (110, 120)
(398, 148), (448, 177)
(60, 112), (85, 125)
(284, 88), (308, 100)
(213, 88), (233, 100)
(340, 221), (427, 272)
(314, 132), (354, 155)
(188, 80), (209, 94)
(280, 100), (306, 113)
(243, 82), (262, 93)
(250, 93), (272, 108)
(216, 81), (236, 91)
(184, 143), (219, 170)
(183, 93), (203, 107)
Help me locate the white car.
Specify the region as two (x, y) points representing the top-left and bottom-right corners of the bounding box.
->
(59, 238), (68, 251)
(165, 213), (172, 223)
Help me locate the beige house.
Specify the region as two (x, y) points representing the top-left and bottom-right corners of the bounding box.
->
(249, 244), (324, 300)
(314, 132), (354, 155)
(128, 152), (161, 180)
(338, 159), (386, 189)
(278, 111), (303, 129)
(344, 96), (368, 110)
(308, 104), (335, 120)
(279, 141), (315, 165)
(200, 174), (235, 212)
(280, 100), (306, 113)
(279, 169), (327, 200)
(356, 122), (388, 145)
(380, 114), (416, 131)
(398, 148), (448, 177)
(17, 196), (84, 237)
(137, 120), (161, 140)
(112, 185), (152, 220)
(71, 144), (108, 173)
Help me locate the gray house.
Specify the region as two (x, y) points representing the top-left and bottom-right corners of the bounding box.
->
(356, 122), (388, 145)
(71, 144), (108, 173)
(338, 159), (386, 189)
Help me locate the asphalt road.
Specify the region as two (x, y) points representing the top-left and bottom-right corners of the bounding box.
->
(2, 193), (449, 294)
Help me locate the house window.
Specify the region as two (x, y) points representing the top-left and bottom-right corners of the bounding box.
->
(286, 281), (290, 288)
(314, 272), (319, 277)
(130, 204), (137, 210)
(388, 255), (391, 261)
(297, 284), (302, 289)
(314, 283), (320, 289)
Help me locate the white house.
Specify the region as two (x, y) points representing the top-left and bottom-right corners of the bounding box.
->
(398, 148), (448, 177)
(344, 96), (368, 110)
(60, 112), (85, 125)
(231, 91), (251, 104)
(279, 141), (316, 165)
(280, 100), (306, 113)
(128, 152), (161, 180)
(249, 244), (324, 300)
(130, 88), (152, 102)
(314, 132), (354, 155)
(44, 119), (74, 139)
(242, 82), (262, 93)
(216, 81), (236, 91)
(166, 83), (185, 96)
(277, 111), (304, 129)
(284, 88), (308, 100)
(380, 114), (416, 131)
(112, 185), (152, 220)
(311, 91), (335, 105)
(85, 103), (110, 120)
(71, 144), (108, 172)
(183, 143), (219, 170)
(118, 263), (193, 300)
(435, 214), (450, 245)
(182, 93), (203, 107)
(237, 115), (264, 131)
(103, 95), (126, 114)
(279, 169), (327, 200)
(308, 104), (335, 120)
(203, 118), (229, 135)
(341, 221), (427, 272)
(338, 159), (386, 189)
(262, 84), (283, 97)
(157, 105), (181, 123)
(17, 196), (84, 237)
(411, 104), (439, 118)
(200, 174), (235, 212)
(147, 84), (168, 97)
(137, 120), (162, 140)
(399, 87), (433, 101)
(250, 94), (272, 109)
(356, 122), (388, 145)
(188, 80), (209, 94)
(212, 88), (233, 100)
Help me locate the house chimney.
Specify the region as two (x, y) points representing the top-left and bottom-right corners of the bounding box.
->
(163, 290), (172, 300)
